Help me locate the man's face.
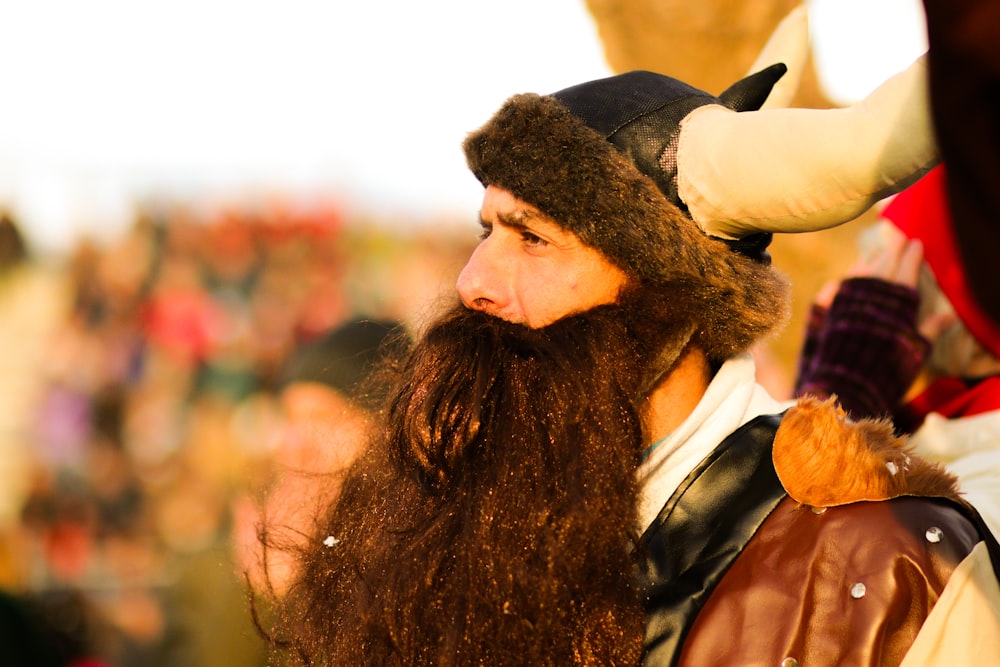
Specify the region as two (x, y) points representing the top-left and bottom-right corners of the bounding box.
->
(457, 185), (628, 328)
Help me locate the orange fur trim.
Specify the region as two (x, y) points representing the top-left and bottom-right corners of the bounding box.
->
(773, 396), (961, 507)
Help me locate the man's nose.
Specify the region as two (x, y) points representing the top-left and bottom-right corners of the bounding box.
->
(456, 240), (508, 315)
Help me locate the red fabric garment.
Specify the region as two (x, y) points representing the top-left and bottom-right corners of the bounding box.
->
(898, 375), (1000, 433)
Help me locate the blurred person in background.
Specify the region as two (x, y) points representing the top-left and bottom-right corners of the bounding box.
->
(921, 0), (1000, 326)
(796, 164), (1000, 537)
(0, 210), (72, 577)
(235, 318), (411, 598)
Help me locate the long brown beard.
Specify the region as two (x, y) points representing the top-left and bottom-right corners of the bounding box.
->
(268, 284), (700, 666)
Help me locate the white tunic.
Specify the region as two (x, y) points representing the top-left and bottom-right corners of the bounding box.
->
(635, 353), (789, 530)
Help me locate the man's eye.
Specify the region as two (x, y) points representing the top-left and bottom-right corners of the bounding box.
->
(521, 231), (545, 247)
(478, 223), (493, 240)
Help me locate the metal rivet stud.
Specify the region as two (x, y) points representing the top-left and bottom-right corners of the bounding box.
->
(850, 582), (867, 599)
(781, 658), (799, 667)
(925, 527), (944, 543)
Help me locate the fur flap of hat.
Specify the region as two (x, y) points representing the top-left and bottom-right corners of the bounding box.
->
(463, 93), (790, 361)
(773, 396), (962, 508)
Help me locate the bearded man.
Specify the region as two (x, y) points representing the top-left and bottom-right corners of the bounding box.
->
(262, 60), (1000, 667)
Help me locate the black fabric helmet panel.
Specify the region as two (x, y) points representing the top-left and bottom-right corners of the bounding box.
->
(605, 95), (712, 210)
(552, 70), (715, 137)
(548, 66), (787, 216)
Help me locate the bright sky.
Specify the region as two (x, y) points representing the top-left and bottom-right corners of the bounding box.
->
(0, 0), (926, 255)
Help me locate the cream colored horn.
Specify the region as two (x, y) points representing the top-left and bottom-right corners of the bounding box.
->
(677, 53), (938, 239)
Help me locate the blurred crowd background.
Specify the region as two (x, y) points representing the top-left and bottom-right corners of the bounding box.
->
(0, 201), (475, 666)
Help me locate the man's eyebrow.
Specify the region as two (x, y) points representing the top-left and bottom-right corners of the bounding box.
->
(494, 209), (540, 230)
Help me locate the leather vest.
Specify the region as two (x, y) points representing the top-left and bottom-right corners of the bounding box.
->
(635, 413), (786, 666)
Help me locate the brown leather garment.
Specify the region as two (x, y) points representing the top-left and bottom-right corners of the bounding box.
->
(677, 495), (981, 666)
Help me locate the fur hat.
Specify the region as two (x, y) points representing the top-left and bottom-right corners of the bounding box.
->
(464, 67), (786, 271)
(463, 68), (791, 360)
